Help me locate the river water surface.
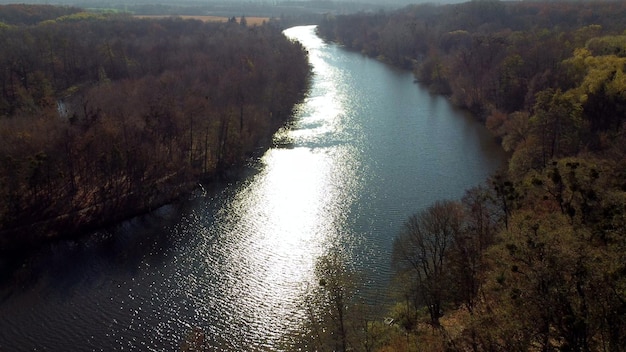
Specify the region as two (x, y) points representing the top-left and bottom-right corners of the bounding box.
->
(0, 25), (504, 351)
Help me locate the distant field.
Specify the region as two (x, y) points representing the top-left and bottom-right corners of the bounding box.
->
(135, 15), (271, 26)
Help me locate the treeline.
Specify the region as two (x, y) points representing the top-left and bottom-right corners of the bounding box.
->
(0, 4), (82, 26)
(317, 1), (626, 351)
(0, 7), (309, 251)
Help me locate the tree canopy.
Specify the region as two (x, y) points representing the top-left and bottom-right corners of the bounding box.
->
(318, 1), (626, 350)
(0, 6), (310, 252)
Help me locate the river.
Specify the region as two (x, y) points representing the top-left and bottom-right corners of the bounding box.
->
(0, 25), (505, 351)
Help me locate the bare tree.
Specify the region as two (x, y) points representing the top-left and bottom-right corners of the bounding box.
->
(313, 252), (357, 352)
(392, 200), (464, 327)
(449, 186), (501, 313)
(296, 251), (389, 352)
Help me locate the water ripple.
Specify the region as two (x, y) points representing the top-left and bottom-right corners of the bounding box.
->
(0, 25), (504, 351)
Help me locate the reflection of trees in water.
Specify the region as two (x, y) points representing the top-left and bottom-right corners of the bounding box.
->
(0, 204), (183, 294)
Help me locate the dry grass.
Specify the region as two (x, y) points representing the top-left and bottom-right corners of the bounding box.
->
(377, 308), (474, 352)
(439, 307), (471, 340)
(134, 15), (271, 26)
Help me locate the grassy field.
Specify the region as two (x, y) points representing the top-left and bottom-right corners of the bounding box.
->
(135, 15), (271, 26)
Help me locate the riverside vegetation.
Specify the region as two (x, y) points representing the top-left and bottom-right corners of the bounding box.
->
(0, 5), (309, 253)
(3, 2), (626, 351)
(307, 1), (626, 351)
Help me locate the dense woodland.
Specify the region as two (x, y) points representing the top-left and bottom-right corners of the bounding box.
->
(3, 2), (626, 351)
(313, 1), (626, 351)
(0, 5), (309, 252)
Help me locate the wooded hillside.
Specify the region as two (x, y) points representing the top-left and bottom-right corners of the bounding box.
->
(0, 6), (310, 252)
(317, 1), (626, 351)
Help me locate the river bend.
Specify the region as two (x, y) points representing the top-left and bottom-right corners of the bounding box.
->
(0, 25), (504, 351)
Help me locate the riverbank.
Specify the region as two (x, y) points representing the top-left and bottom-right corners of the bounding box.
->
(0, 8), (310, 262)
(315, 4), (626, 350)
(0, 25), (506, 350)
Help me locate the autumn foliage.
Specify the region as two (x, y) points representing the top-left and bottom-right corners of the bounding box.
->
(319, 1), (626, 351)
(0, 7), (309, 251)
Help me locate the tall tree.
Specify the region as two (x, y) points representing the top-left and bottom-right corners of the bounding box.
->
(392, 200), (464, 327)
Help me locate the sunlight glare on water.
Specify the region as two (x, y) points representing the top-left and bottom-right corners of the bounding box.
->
(180, 25), (366, 348)
(0, 25), (505, 351)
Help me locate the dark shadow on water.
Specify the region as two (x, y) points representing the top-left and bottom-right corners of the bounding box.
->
(0, 156), (268, 302)
(0, 203), (186, 299)
(0, 145), (273, 285)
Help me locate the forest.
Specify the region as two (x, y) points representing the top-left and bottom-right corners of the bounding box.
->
(0, 5), (310, 253)
(311, 1), (626, 351)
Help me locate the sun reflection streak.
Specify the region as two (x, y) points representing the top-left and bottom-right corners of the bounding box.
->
(223, 144), (361, 344)
(0, 24), (507, 352)
(206, 25), (365, 344)
(171, 25), (370, 348)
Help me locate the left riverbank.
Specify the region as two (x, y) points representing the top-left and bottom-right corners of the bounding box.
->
(0, 6), (310, 258)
